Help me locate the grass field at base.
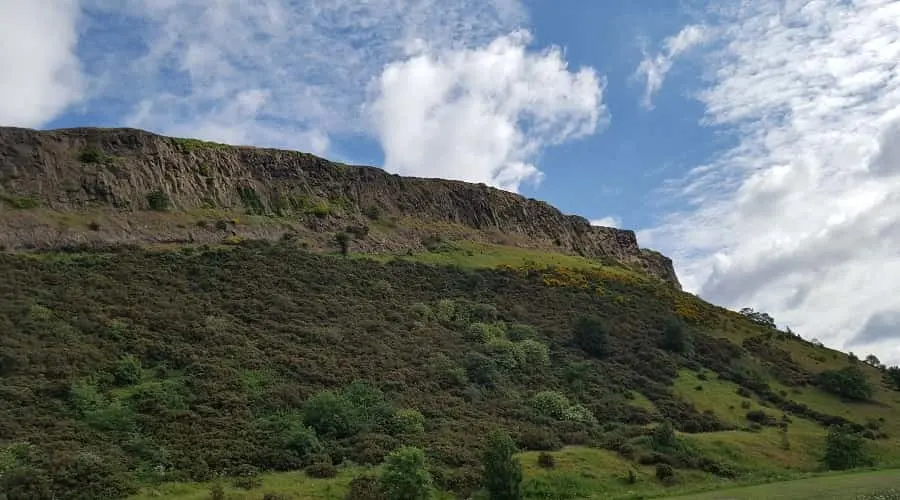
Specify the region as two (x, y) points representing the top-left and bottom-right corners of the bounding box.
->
(668, 469), (900, 499)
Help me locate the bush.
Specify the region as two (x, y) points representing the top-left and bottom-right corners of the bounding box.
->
(466, 322), (507, 343)
(486, 338), (526, 371)
(818, 366), (874, 401)
(110, 354), (142, 386)
(507, 324), (538, 341)
(745, 410), (776, 426)
(335, 232), (352, 256)
(537, 452), (555, 469)
(661, 319), (690, 353)
(572, 315), (609, 357)
(231, 464), (261, 490)
(305, 461), (338, 478)
(346, 475), (384, 500)
(303, 390), (359, 439)
(209, 483), (226, 500)
(518, 339), (550, 371)
(78, 146), (104, 163)
(393, 409), (426, 435)
(655, 463), (675, 484)
(483, 431), (523, 500)
(516, 428), (561, 452)
(379, 446), (434, 500)
(530, 391), (571, 420)
(464, 352), (499, 388)
(823, 425), (873, 470)
(146, 189), (171, 211)
(653, 421), (676, 449)
(884, 366), (900, 391)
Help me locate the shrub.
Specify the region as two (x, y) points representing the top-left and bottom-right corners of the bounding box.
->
(335, 232), (352, 256)
(483, 431), (523, 500)
(146, 189), (171, 211)
(823, 425), (873, 470)
(653, 421), (676, 449)
(362, 205), (381, 221)
(740, 400), (752, 410)
(209, 483), (226, 500)
(302, 390), (359, 439)
(518, 339), (550, 371)
(561, 404), (597, 425)
(736, 387), (752, 398)
(78, 146), (104, 163)
(231, 464), (261, 490)
(486, 338), (526, 371)
(346, 475), (384, 500)
(393, 409), (426, 435)
(537, 452), (555, 469)
(745, 410), (776, 426)
(655, 464), (675, 484)
(625, 469), (638, 484)
(110, 354), (142, 386)
(884, 366), (900, 391)
(661, 319), (690, 353)
(818, 366), (873, 401)
(466, 322), (507, 343)
(463, 352), (499, 388)
(507, 324), (538, 341)
(572, 315), (609, 357)
(516, 428), (561, 452)
(305, 461), (338, 478)
(530, 391), (571, 420)
(379, 446), (433, 500)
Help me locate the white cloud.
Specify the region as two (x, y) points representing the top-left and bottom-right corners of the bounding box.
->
(368, 30), (606, 192)
(591, 216), (622, 228)
(646, 0), (900, 365)
(635, 24), (708, 109)
(0, 0), (83, 127)
(79, 0), (533, 158)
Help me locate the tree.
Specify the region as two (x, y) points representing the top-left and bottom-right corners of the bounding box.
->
(885, 366), (900, 391)
(379, 446), (433, 500)
(652, 420), (676, 449)
(482, 431), (523, 500)
(660, 319), (690, 353)
(572, 315), (609, 358)
(335, 232), (351, 256)
(823, 425), (873, 470)
(864, 354), (881, 368)
(739, 307), (776, 329)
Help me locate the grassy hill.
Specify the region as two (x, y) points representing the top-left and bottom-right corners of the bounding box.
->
(1, 239), (898, 499)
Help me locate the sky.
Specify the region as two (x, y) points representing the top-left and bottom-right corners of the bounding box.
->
(1, 0), (899, 365)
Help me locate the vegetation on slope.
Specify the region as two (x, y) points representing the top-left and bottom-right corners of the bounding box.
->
(0, 240), (898, 499)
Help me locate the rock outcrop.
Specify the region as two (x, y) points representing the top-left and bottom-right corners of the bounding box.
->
(0, 126), (681, 289)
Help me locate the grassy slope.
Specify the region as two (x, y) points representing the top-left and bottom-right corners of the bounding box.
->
(2, 240), (898, 499)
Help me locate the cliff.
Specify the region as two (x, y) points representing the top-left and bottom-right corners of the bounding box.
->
(0, 126), (680, 288)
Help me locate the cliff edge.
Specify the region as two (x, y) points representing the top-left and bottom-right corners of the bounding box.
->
(0, 126), (680, 289)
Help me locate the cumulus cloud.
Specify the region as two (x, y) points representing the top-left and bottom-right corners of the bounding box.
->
(75, 0), (536, 159)
(0, 0), (83, 127)
(645, 0), (900, 365)
(635, 24), (708, 109)
(368, 30), (606, 192)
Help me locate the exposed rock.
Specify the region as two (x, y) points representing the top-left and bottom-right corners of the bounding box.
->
(0, 126), (681, 289)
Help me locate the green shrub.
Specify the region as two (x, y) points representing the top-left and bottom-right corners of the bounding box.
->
(661, 319), (690, 353)
(362, 205), (381, 221)
(379, 446), (434, 500)
(302, 390), (359, 439)
(537, 452), (555, 469)
(561, 404), (596, 425)
(409, 303), (434, 322)
(209, 483), (225, 500)
(393, 409), (426, 435)
(0, 195), (40, 209)
(238, 186), (266, 215)
(486, 338), (525, 371)
(572, 315), (609, 357)
(823, 425), (873, 470)
(110, 354), (142, 386)
(655, 463), (675, 484)
(464, 352), (499, 388)
(231, 464), (262, 490)
(346, 475), (384, 500)
(78, 146), (105, 163)
(305, 461), (338, 478)
(885, 366), (900, 391)
(818, 366), (873, 401)
(652, 421), (676, 449)
(531, 391), (570, 420)
(146, 189), (171, 211)
(518, 339), (550, 371)
(483, 431), (523, 500)
(335, 232), (352, 256)
(466, 322), (507, 343)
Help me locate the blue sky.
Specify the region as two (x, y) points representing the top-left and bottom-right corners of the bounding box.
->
(2, 0), (900, 365)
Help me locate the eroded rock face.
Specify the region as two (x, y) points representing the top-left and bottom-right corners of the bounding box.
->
(0, 126), (681, 289)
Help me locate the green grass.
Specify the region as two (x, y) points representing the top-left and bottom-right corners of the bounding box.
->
(0, 194), (40, 209)
(669, 468), (900, 499)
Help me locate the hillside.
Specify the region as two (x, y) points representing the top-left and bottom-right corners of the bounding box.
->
(1, 130), (899, 500)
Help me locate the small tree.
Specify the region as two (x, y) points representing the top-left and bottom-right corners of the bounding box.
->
(660, 319), (690, 353)
(572, 315), (609, 358)
(335, 232), (351, 256)
(379, 446), (433, 500)
(817, 365), (873, 401)
(482, 430), (523, 500)
(865, 354), (881, 368)
(652, 421), (676, 449)
(823, 425), (872, 470)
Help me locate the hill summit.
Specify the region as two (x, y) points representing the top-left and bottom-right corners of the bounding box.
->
(0, 126), (680, 289)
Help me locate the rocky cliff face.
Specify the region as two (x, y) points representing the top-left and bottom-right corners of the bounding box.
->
(0, 126), (680, 288)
